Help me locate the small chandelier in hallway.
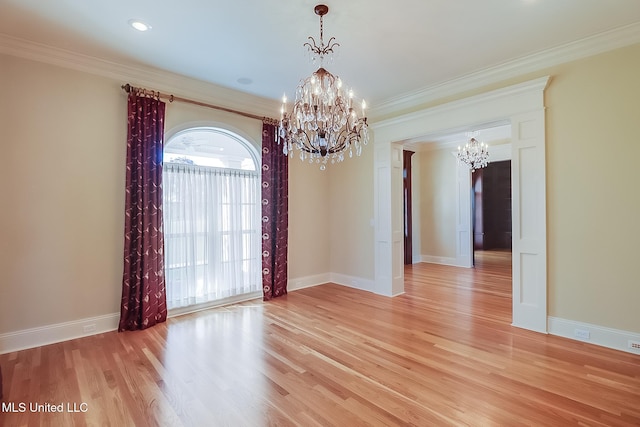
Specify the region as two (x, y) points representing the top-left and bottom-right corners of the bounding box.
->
(279, 4), (368, 170)
(457, 134), (489, 172)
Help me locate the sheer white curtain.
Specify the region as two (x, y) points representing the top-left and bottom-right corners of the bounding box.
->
(163, 163), (261, 309)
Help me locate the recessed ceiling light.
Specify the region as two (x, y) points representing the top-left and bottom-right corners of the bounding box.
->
(128, 19), (151, 32)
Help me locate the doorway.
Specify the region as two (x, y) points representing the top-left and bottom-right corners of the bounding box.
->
(472, 160), (512, 265)
(372, 76), (550, 332)
(472, 160), (513, 300)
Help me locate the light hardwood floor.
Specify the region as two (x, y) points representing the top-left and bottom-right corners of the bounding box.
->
(1, 251), (639, 426)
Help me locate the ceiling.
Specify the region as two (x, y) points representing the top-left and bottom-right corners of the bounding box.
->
(1, 0), (640, 109)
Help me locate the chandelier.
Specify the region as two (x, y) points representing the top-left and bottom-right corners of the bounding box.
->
(279, 4), (368, 170)
(457, 136), (489, 172)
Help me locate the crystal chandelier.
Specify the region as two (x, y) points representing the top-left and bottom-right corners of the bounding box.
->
(457, 136), (490, 172)
(279, 4), (368, 170)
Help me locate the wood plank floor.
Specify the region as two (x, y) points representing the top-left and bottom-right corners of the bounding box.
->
(1, 251), (639, 426)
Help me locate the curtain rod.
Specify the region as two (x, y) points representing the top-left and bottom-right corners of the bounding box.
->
(121, 83), (279, 125)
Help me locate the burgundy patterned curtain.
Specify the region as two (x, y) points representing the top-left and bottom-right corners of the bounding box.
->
(119, 92), (167, 331)
(261, 122), (288, 300)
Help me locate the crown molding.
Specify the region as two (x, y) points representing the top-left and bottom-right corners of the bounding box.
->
(0, 33), (279, 119)
(370, 75), (549, 147)
(2, 20), (639, 122)
(372, 76), (549, 134)
(370, 21), (640, 120)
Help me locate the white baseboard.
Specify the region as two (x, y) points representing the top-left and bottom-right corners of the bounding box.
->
(289, 272), (380, 295)
(8, 298), (636, 360)
(287, 273), (331, 291)
(548, 316), (640, 355)
(329, 273), (376, 294)
(0, 275), (334, 355)
(420, 255), (463, 267)
(0, 313), (120, 355)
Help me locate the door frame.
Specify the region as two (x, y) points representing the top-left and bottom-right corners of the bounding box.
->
(372, 76), (550, 333)
(457, 142), (512, 267)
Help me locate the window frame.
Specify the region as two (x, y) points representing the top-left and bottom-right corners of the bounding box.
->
(162, 125), (262, 313)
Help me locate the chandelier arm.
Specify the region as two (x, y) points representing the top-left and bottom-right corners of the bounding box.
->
(298, 145), (319, 154)
(328, 144), (348, 154)
(295, 131), (321, 155)
(327, 129), (350, 154)
(323, 37), (340, 54)
(303, 37), (321, 55)
(304, 38), (340, 57)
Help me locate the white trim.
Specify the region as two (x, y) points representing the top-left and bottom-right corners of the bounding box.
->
(0, 276), (354, 354)
(455, 156), (473, 269)
(2, 21), (639, 123)
(419, 255), (464, 267)
(4, 302), (637, 360)
(289, 273), (396, 296)
(0, 313), (119, 355)
(372, 142), (406, 297)
(548, 317), (640, 355)
(0, 34), (278, 118)
(0, 291), (265, 354)
(371, 77), (550, 137)
(488, 143), (512, 163)
(372, 77), (549, 333)
(371, 22), (640, 119)
(287, 273), (331, 291)
(165, 125), (261, 168)
(165, 121), (262, 160)
(329, 273), (378, 294)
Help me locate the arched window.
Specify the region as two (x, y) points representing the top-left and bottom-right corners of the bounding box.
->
(163, 127), (261, 310)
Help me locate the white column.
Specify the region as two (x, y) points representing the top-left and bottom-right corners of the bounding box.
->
(511, 109), (547, 333)
(374, 140), (404, 296)
(455, 160), (473, 268)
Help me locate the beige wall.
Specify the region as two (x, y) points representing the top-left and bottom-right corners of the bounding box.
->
(288, 159), (330, 278)
(545, 44), (640, 332)
(0, 55), (126, 333)
(416, 148), (458, 260)
(0, 53), (328, 336)
(329, 142), (375, 280)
